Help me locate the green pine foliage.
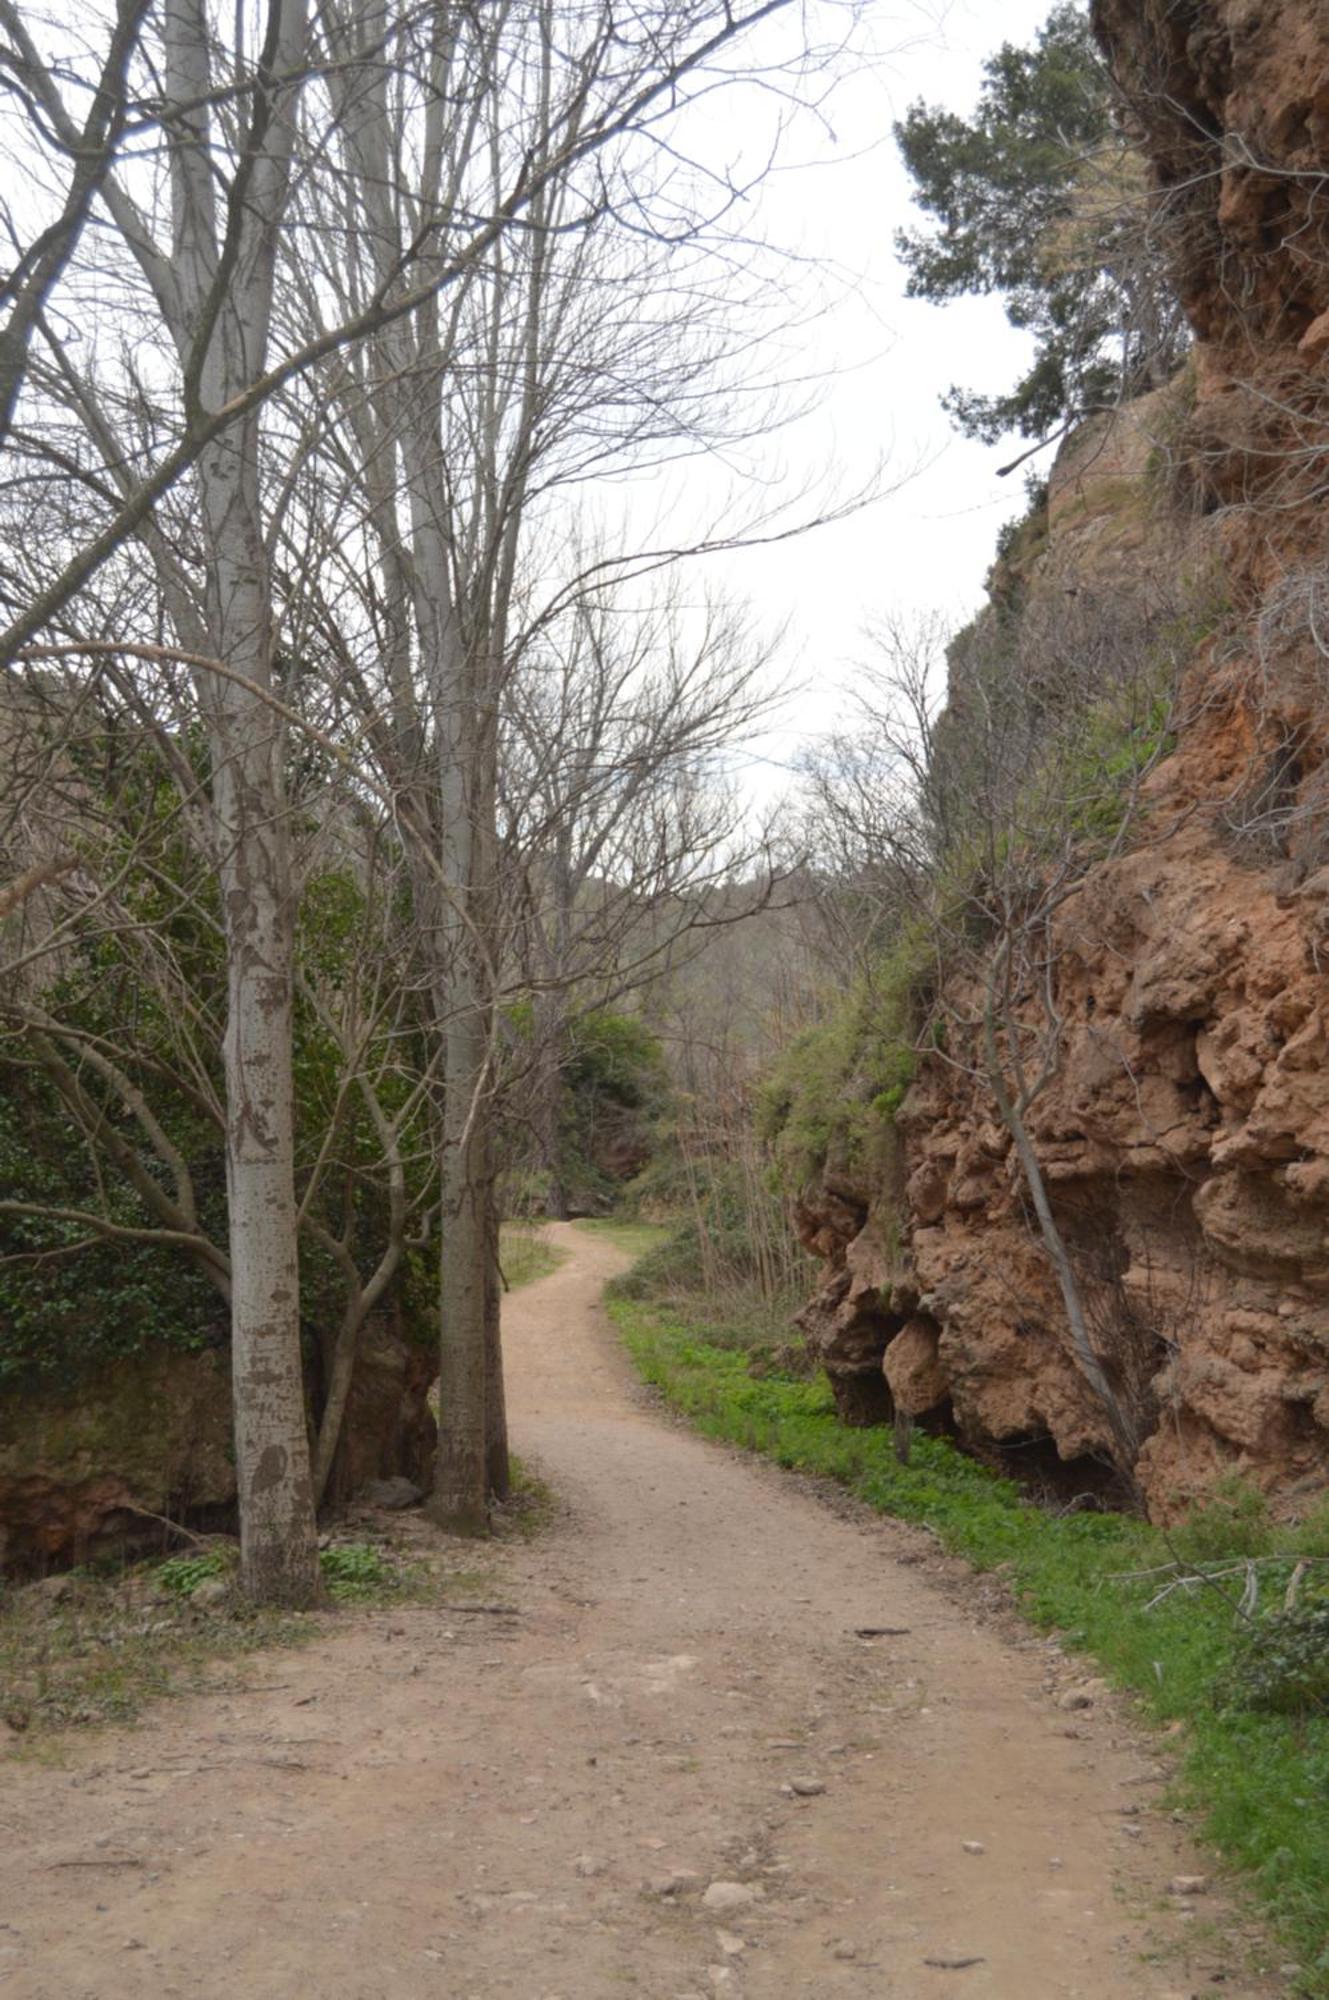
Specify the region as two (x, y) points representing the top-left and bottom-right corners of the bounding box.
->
(896, 2), (1187, 442)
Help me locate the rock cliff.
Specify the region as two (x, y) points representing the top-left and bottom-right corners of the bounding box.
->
(0, 1325), (436, 1573)
(795, 0), (1329, 1519)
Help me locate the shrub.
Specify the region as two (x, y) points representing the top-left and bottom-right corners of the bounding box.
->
(319, 1542), (388, 1601)
(156, 1551), (228, 1597)
(758, 936), (928, 1193)
(1170, 1475), (1274, 1565)
(1222, 1605), (1329, 1717)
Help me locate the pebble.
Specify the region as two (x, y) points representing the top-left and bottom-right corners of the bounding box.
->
(358, 1476), (422, 1510)
(647, 1871), (702, 1898)
(1167, 1875), (1209, 1896)
(785, 1777), (825, 1797)
(961, 1841), (984, 1856)
(715, 1930), (746, 1956)
(702, 1881), (762, 1913)
(1057, 1680), (1107, 1711)
(573, 1855), (607, 1879)
(832, 1941), (858, 1961)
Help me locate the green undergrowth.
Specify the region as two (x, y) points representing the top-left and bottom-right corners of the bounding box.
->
(0, 1557), (314, 1741)
(574, 1216), (671, 1264)
(496, 1454), (557, 1538)
(0, 1531), (433, 1744)
(498, 1221), (569, 1291)
(613, 1297), (1329, 1992)
(758, 947), (924, 1193)
(584, 1217), (807, 1355)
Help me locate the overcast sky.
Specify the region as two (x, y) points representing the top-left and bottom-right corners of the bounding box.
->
(633, 0), (1059, 798)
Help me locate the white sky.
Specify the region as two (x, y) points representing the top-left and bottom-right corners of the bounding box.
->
(634, 0), (1058, 797)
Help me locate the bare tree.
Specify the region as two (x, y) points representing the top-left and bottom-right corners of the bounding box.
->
(0, 0), (856, 1568)
(498, 585), (781, 1216)
(0, 0), (832, 667)
(270, 0), (837, 1530)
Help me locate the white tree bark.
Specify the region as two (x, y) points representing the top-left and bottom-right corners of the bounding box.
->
(162, 0), (320, 1600)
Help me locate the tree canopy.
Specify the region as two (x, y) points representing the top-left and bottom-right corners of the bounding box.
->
(895, 2), (1187, 445)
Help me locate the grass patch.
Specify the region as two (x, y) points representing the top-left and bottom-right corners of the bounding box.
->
(495, 1454), (558, 1539)
(0, 1530), (427, 1742)
(573, 1216), (670, 1264)
(584, 1216), (810, 1354)
(0, 1556), (311, 1740)
(499, 1221), (569, 1290)
(612, 1295), (1329, 1993)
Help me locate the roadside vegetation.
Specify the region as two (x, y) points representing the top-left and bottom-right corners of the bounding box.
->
(1, 1451), (558, 1752)
(0, 1223), (565, 1751)
(608, 1268), (1329, 1993)
(0, 1534), (425, 1742)
(498, 1222), (570, 1293)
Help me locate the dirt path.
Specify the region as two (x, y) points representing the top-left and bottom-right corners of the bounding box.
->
(0, 1225), (1283, 1999)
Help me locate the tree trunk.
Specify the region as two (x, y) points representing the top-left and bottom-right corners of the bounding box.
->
(483, 1163), (510, 1502)
(312, 1297), (365, 1507)
(982, 997), (1143, 1498)
(531, 991), (569, 1218)
(212, 716), (320, 1600)
(161, 0), (320, 1603)
(430, 999), (491, 1533)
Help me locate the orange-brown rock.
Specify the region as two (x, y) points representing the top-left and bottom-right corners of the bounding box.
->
(0, 1321), (436, 1573)
(796, 0), (1329, 1519)
(883, 1318), (948, 1417)
(0, 1348), (235, 1572)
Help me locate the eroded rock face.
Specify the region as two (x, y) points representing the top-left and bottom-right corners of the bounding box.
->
(322, 1315), (437, 1506)
(882, 1318), (948, 1418)
(799, 822), (1329, 1510)
(0, 1349), (235, 1572)
(0, 1319), (437, 1572)
(793, 1189), (900, 1424)
(795, 1), (1329, 1520)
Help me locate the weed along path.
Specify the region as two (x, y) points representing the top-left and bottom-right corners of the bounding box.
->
(0, 1224), (1283, 2000)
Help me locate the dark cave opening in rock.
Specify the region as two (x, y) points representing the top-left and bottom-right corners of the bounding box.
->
(828, 1368), (895, 1428)
(979, 1431), (1129, 1511)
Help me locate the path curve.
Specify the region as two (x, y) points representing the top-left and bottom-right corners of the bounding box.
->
(0, 1224), (1280, 1998)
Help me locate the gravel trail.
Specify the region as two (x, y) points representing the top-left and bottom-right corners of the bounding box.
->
(0, 1223), (1281, 1998)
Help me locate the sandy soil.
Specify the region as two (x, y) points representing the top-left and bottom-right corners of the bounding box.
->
(0, 1223), (1286, 1998)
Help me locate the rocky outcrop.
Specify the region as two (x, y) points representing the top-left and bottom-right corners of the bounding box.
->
(795, 1), (1329, 1520)
(793, 1188), (901, 1423)
(0, 1322), (436, 1573)
(0, 1348), (235, 1572)
(321, 1313), (437, 1507)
